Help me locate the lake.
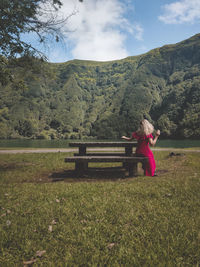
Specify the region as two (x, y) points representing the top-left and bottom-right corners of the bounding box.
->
(0, 139), (200, 148)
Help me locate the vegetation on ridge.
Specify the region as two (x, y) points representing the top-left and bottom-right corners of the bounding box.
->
(0, 34), (200, 139)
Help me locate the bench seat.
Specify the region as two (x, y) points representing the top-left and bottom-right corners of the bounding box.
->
(65, 156), (148, 176)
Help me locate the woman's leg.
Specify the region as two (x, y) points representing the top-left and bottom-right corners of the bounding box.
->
(145, 156), (156, 176)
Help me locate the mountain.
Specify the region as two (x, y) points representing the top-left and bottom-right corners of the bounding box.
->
(0, 33), (200, 139)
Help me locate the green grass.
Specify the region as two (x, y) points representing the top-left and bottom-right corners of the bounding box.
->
(0, 151), (200, 266)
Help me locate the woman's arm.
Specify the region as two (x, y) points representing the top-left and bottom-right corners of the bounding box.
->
(121, 135), (133, 141)
(149, 130), (160, 146)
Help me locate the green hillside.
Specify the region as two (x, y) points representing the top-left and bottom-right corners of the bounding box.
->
(0, 34), (200, 139)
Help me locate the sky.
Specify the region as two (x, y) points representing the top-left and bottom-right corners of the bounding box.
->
(33, 0), (200, 63)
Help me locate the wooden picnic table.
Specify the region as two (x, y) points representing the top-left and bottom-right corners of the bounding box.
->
(69, 141), (137, 156)
(65, 141), (148, 177)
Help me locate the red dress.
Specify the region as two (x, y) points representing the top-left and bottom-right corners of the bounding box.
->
(132, 132), (156, 176)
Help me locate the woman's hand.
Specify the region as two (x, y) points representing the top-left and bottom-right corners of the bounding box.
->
(156, 130), (160, 136)
(121, 136), (132, 141)
(149, 130), (160, 146)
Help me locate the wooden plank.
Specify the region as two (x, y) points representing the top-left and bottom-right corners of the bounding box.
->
(65, 156), (148, 163)
(69, 142), (137, 148)
(74, 153), (127, 156)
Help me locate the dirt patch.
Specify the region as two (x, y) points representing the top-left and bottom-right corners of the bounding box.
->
(0, 162), (35, 171)
(156, 169), (169, 175)
(168, 152), (186, 157)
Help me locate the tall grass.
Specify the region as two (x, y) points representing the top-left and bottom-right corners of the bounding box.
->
(0, 151), (200, 266)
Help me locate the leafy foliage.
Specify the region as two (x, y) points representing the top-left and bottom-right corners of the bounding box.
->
(0, 0), (65, 58)
(0, 34), (200, 139)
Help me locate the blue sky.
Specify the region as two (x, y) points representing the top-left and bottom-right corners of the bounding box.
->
(32, 0), (200, 63)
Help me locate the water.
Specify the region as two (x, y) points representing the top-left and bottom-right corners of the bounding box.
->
(0, 139), (200, 148)
(157, 139), (200, 148)
(0, 139), (69, 148)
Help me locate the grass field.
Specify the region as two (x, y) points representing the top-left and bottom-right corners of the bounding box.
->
(0, 151), (200, 266)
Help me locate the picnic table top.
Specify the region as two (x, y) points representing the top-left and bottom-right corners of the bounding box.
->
(69, 141), (137, 147)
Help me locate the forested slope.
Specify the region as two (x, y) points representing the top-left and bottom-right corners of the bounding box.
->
(0, 33), (200, 139)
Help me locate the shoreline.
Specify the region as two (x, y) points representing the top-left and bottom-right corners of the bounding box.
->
(0, 148), (200, 154)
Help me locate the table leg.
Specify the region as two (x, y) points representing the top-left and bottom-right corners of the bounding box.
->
(123, 146), (133, 169)
(75, 145), (87, 175)
(125, 146), (132, 156)
(127, 162), (137, 177)
(75, 161), (88, 173)
(79, 146), (86, 156)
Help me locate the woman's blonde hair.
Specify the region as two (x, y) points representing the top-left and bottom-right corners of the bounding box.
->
(137, 119), (154, 136)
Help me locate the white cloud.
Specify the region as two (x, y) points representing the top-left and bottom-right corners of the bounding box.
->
(132, 23), (143, 41)
(58, 0), (143, 61)
(159, 0), (200, 24)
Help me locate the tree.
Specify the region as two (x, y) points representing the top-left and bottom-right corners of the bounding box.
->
(0, 0), (83, 58)
(0, 0), (83, 85)
(0, 0), (65, 58)
(15, 119), (36, 137)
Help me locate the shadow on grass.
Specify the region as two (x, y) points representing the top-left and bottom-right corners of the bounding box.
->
(49, 167), (169, 183)
(50, 167), (131, 183)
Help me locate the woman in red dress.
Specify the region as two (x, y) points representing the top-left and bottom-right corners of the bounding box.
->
(122, 119), (160, 176)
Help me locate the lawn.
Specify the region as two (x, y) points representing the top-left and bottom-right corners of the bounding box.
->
(0, 151), (200, 266)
